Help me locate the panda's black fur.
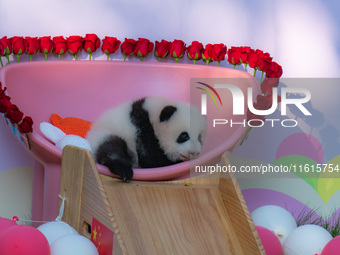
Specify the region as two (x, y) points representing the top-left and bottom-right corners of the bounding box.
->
(87, 97), (207, 181)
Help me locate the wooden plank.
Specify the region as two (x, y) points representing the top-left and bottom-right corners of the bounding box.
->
(103, 181), (237, 255)
(60, 146), (125, 255)
(81, 148), (125, 255)
(59, 146), (86, 232)
(60, 146), (264, 255)
(218, 151), (265, 255)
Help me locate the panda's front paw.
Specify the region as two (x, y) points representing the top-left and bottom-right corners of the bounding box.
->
(104, 160), (134, 182)
(114, 166), (134, 182)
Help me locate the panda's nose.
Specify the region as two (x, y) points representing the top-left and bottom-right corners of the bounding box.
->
(190, 151), (200, 158)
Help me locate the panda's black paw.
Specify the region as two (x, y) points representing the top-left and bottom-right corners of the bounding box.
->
(113, 166), (134, 182)
(105, 160), (134, 182)
(95, 135), (134, 181)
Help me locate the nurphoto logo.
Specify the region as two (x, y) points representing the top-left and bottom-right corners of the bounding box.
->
(196, 81), (312, 128)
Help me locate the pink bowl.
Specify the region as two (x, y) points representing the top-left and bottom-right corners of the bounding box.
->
(0, 60), (259, 220)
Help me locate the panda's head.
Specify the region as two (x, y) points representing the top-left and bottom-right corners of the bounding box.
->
(145, 98), (207, 162)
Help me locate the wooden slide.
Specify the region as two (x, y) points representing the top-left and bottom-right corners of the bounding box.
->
(59, 145), (265, 255)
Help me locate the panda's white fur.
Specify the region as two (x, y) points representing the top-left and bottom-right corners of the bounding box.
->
(87, 101), (139, 166)
(86, 97), (207, 180)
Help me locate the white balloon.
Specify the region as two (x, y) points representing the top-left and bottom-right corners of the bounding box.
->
(251, 205), (297, 244)
(37, 221), (79, 245)
(51, 234), (99, 255)
(283, 224), (333, 255)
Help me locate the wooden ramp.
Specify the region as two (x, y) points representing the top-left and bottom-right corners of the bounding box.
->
(59, 145), (265, 255)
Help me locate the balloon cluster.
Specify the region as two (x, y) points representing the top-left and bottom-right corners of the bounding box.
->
(251, 205), (340, 255)
(0, 217), (98, 255)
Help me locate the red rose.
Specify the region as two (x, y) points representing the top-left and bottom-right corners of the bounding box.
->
(261, 77), (280, 95)
(246, 106), (265, 127)
(169, 40), (186, 62)
(39, 36), (54, 60)
(266, 62), (283, 78)
(154, 40), (170, 61)
(0, 94), (11, 113)
(66, 35), (83, 59)
(5, 104), (23, 124)
(84, 34), (100, 60)
(248, 49), (263, 68)
(84, 34), (100, 53)
(0, 36), (12, 56)
(0, 82), (5, 93)
(121, 38), (136, 60)
(186, 41), (203, 64)
(257, 53), (272, 72)
(18, 116), (34, 133)
(202, 44), (213, 65)
(25, 37), (40, 60)
(101, 36), (121, 60)
(53, 36), (68, 57)
(134, 38), (154, 61)
(256, 95), (273, 110)
(39, 36), (53, 54)
(212, 43), (227, 65)
(239, 46), (251, 63)
(227, 47), (241, 66)
(10, 36), (26, 62)
(256, 94), (281, 109)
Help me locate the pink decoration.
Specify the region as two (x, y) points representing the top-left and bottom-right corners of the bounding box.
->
(276, 133), (323, 164)
(256, 226), (282, 255)
(0, 225), (50, 255)
(321, 236), (340, 255)
(0, 61), (260, 221)
(0, 217), (17, 235)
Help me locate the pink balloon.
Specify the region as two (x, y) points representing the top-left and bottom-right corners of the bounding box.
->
(256, 226), (283, 255)
(0, 217), (17, 235)
(322, 236), (340, 255)
(0, 225), (50, 255)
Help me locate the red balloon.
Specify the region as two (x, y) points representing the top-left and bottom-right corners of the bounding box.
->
(322, 236), (340, 255)
(256, 226), (283, 255)
(0, 217), (17, 235)
(0, 225), (50, 255)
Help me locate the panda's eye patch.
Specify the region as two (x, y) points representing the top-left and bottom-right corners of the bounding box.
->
(177, 132), (190, 143)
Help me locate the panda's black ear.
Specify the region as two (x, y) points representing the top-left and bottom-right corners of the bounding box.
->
(160, 106), (177, 122)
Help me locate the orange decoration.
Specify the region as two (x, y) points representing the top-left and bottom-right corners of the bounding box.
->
(50, 113), (92, 138)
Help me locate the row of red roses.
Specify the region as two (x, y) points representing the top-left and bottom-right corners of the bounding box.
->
(0, 34), (283, 143)
(0, 82), (33, 148)
(0, 34), (283, 79)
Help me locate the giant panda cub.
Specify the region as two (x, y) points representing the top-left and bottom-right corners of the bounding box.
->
(86, 97), (207, 181)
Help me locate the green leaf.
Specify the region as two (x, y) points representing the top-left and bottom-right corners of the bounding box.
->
(5, 46), (11, 55)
